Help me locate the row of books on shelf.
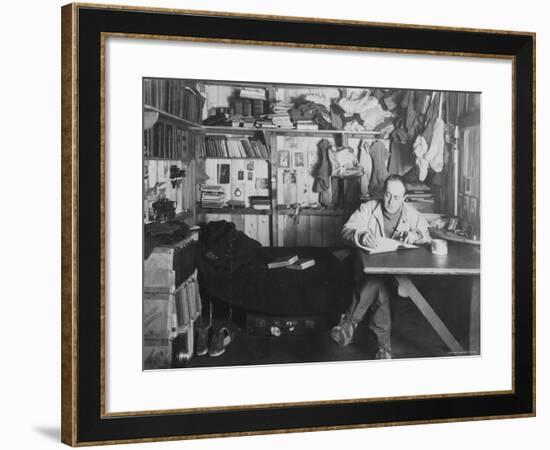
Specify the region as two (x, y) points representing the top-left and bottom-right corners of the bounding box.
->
(144, 122), (187, 159)
(144, 78), (205, 124)
(201, 136), (270, 159)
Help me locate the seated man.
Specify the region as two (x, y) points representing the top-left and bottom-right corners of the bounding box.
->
(329, 174), (430, 359)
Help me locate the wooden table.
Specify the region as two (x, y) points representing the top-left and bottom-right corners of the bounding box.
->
(359, 242), (480, 355)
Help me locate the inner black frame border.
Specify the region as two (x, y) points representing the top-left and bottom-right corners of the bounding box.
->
(67, 3), (534, 445)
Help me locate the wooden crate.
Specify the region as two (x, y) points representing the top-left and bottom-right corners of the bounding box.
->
(143, 337), (173, 370)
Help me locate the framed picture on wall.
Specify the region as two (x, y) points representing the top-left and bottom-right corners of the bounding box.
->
(61, 3), (535, 446)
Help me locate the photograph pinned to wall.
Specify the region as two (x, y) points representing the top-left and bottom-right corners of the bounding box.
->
(246, 161), (254, 171)
(238, 170), (244, 181)
(255, 177), (269, 190)
(295, 151), (305, 168)
(217, 163), (230, 184)
(247, 171), (253, 181)
(278, 150), (290, 168)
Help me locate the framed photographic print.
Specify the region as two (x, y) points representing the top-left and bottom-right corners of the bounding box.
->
(61, 2), (535, 446)
(295, 152), (305, 168)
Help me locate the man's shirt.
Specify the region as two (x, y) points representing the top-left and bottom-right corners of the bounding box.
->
(341, 199), (430, 247)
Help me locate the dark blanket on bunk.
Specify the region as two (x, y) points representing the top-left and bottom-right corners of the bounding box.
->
(196, 221), (353, 316)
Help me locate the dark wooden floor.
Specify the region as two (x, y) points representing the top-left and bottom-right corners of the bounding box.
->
(175, 281), (470, 369)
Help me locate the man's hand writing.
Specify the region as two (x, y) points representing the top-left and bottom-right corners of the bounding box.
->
(403, 230), (420, 244)
(359, 231), (378, 249)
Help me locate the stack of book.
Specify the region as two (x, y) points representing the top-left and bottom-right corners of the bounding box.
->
(271, 101), (293, 115)
(255, 118), (278, 129)
(263, 114), (293, 128)
(269, 101), (293, 128)
(405, 184), (434, 204)
(239, 87), (266, 100)
(199, 185), (226, 208)
(295, 120), (319, 130)
(248, 196), (271, 210)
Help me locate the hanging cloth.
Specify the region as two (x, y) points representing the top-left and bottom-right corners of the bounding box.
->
(358, 139), (373, 196)
(368, 140), (390, 194)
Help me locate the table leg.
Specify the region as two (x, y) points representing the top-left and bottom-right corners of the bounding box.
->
(394, 275), (465, 355)
(469, 276), (480, 354)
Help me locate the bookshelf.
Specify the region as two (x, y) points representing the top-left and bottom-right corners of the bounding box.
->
(143, 79), (205, 225)
(144, 78), (433, 248)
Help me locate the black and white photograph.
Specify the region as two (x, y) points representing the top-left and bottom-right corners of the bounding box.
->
(142, 78), (481, 370)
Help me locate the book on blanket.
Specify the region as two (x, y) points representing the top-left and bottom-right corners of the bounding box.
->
(358, 237), (418, 254)
(286, 258), (316, 270)
(267, 255), (299, 269)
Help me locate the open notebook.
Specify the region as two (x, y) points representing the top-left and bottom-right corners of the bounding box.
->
(358, 237), (418, 254)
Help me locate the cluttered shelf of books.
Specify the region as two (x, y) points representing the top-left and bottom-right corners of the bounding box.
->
(143, 78), (481, 247)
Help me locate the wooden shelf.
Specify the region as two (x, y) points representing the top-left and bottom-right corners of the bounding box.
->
(270, 128), (380, 137)
(196, 207), (272, 215)
(203, 157), (269, 160)
(144, 104), (202, 129)
(201, 126), (259, 135)
(144, 210), (194, 225)
(276, 207), (345, 216)
(202, 125), (381, 137)
(144, 156), (190, 161)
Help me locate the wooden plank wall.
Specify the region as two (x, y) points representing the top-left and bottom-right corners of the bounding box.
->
(197, 212), (271, 247)
(276, 214), (345, 247)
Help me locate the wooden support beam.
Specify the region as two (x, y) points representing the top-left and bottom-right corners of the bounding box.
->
(394, 275), (465, 355)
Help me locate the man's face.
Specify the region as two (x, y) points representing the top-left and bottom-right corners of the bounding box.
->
(383, 180), (406, 214)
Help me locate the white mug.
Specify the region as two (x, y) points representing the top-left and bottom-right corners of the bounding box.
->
(431, 239), (448, 255)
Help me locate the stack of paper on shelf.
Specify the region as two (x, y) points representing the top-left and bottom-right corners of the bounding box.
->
(405, 183), (434, 203)
(296, 120), (319, 130)
(199, 184), (226, 208)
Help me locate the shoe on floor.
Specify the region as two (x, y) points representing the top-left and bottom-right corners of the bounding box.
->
(375, 346), (392, 359)
(208, 327), (234, 357)
(195, 325), (210, 357)
(329, 315), (357, 347)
